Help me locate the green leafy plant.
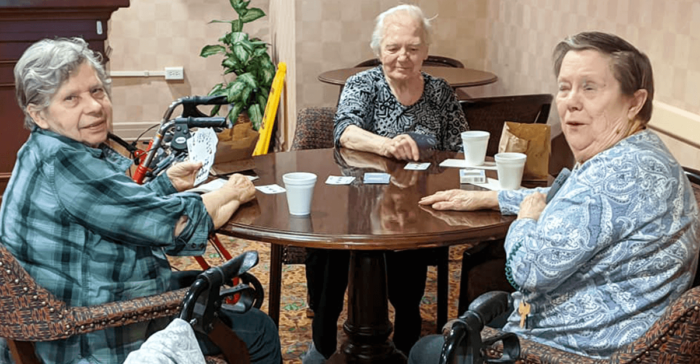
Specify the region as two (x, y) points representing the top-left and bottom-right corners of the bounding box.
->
(200, 0), (275, 130)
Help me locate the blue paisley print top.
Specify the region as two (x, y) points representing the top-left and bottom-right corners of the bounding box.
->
(333, 66), (468, 151)
(498, 130), (700, 358)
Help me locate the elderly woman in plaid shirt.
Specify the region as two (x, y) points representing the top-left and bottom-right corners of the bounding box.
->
(0, 37), (281, 364)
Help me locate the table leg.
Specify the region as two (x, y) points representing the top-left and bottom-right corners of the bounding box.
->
(328, 250), (406, 364)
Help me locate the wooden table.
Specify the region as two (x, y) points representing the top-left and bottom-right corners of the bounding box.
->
(318, 66), (498, 88)
(218, 148), (514, 363)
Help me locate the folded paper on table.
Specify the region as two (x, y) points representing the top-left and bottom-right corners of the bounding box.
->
(465, 177), (522, 191)
(498, 121), (551, 181)
(439, 159), (497, 170)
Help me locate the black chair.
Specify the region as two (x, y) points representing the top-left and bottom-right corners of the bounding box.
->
(355, 55), (465, 69)
(443, 167), (700, 364)
(267, 107), (450, 333)
(354, 55), (470, 99)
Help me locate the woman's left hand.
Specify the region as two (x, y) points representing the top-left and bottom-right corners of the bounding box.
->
(517, 192), (546, 220)
(167, 161), (202, 192)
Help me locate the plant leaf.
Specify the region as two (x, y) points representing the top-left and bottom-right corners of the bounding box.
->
(210, 104), (221, 117)
(248, 103), (263, 130)
(259, 86), (269, 99)
(208, 83), (225, 96)
(200, 45), (226, 58)
(256, 94), (268, 111)
(228, 102), (244, 125)
(232, 19), (243, 33)
(222, 54), (240, 70)
(253, 47), (268, 58)
(209, 20), (233, 24)
(232, 43), (251, 64)
(241, 8), (265, 23)
(260, 61), (275, 87)
(226, 80), (247, 102)
(230, 32), (249, 43)
(240, 86), (252, 105)
(237, 73), (258, 88)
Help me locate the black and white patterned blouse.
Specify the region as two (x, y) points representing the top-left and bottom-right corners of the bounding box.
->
(333, 66), (468, 152)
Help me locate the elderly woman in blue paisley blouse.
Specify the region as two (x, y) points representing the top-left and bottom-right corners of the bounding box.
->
(302, 5), (469, 363)
(410, 31), (700, 361)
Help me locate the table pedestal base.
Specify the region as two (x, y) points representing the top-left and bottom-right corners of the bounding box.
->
(328, 251), (407, 364)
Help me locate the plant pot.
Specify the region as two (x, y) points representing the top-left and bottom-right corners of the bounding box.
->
(212, 113), (259, 175)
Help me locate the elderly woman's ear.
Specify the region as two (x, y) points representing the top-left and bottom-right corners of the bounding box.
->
(628, 89), (648, 121)
(27, 104), (48, 129)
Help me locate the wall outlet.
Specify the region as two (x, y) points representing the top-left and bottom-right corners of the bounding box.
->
(164, 67), (184, 80)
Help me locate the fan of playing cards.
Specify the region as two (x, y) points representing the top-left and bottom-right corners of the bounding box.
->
(109, 95), (233, 185)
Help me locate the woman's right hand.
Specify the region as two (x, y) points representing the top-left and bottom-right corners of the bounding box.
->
(419, 189), (499, 211)
(380, 134), (420, 161)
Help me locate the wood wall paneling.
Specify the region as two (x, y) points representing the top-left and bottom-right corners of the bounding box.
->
(0, 0), (129, 197)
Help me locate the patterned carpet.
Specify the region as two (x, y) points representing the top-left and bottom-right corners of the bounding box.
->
(169, 235), (472, 363)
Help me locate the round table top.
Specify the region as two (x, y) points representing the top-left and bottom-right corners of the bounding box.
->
(317, 66), (498, 88)
(219, 148), (514, 251)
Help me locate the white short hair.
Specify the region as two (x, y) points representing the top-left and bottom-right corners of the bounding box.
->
(370, 4), (432, 57)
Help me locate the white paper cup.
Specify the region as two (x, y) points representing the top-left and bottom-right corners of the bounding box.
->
(495, 152), (527, 190)
(461, 131), (490, 166)
(283, 172), (317, 215)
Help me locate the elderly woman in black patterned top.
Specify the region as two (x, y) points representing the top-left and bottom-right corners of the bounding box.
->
(302, 5), (469, 363)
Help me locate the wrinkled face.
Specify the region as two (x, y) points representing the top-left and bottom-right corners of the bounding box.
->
(379, 14), (428, 83)
(30, 62), (112, 147)
(556, 50), (637, 163)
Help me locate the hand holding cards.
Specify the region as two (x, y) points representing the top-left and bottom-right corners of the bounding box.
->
(187, 128), (218, 186)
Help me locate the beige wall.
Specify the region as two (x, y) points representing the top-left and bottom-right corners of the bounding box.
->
(295, 0), (491, 110)
(107, 0), (270, 138)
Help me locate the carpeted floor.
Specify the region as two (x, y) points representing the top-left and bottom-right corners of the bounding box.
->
(169, 235), (471, 363)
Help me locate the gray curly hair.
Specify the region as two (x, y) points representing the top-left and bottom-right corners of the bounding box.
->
(14, 37), (111, 129)
(370, 4), (432, 57)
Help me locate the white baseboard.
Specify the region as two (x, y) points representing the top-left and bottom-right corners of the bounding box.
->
(112, 121), (159, 141)
(647, 101), (700, 170)
(648, 101), (700, 149)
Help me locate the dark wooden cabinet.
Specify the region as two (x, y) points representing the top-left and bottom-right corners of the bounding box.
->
(0, 0), (129, 198)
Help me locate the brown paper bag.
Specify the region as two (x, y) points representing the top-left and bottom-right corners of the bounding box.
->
(212, 121), (260, 174)
(498, 122), (551, 181)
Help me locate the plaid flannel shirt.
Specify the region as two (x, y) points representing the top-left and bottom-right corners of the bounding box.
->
(0, 128), (212, 364)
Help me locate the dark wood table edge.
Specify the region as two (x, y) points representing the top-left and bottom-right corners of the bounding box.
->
(220, 219), (514, 251)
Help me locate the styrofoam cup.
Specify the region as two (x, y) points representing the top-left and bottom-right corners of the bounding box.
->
(495, 153), (527, 190)
(283, 172), (317, 215)
(461, 131), (490, 166)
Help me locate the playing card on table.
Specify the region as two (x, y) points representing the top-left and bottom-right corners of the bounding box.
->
(325, 176), (355, 185)
(255, 184), (286, 194)
(404, 162), (430, 170)
(363, 173), (391, 184)
(187, 128), (218, 186)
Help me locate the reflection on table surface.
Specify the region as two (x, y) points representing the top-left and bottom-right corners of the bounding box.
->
(219, 148), (513, 251)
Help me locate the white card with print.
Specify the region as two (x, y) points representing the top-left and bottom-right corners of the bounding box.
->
(325, 176), (355, 185)
(255, 184), (286, 194)
(187, 128), (218, 186)
(404, 162), (430, 170)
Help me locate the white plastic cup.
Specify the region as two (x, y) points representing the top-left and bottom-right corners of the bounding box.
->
(282, 172), (317, 215)
(461, 131), (490, 166)
(495, 152), (527, 190)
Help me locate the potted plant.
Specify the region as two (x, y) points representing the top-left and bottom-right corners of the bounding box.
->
(200, 0), (275, 131)
(201, 0), (275, 171)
